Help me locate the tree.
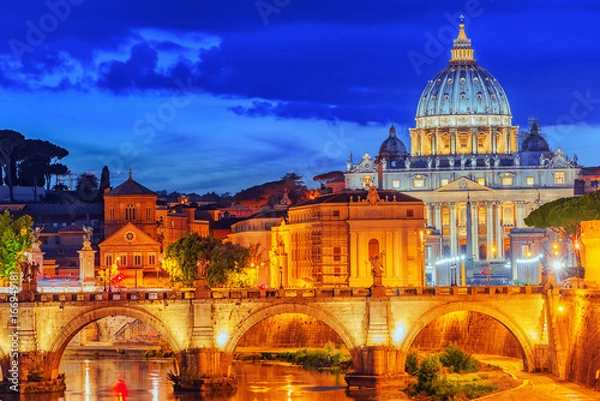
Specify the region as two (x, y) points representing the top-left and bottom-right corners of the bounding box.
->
(15, 139), (68, 192)
(46, 163), (68, 191)
(0, 211), (33, 281)
(233, 172), (308, 208)
(524, 191), (600, 265)
(0, 130), (25, 202)
(76, 173), (99, 202)
(161, 233), (249, 288)
(100, 165), (110, 193)
(313, 171), (344, 185)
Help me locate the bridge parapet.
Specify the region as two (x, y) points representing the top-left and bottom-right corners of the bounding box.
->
(0, 285), (547, 304)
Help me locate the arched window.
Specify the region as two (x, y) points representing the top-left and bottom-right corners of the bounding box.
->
(479, 245), (487, 260)
(503, 205), (514, 224)
(125, 204), (136, 220)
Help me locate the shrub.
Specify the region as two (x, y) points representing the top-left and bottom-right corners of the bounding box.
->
(439, 345), (479, 373)
(405, 352), (419, 376)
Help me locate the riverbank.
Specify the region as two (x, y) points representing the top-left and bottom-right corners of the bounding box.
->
(62, 342), (163, 359)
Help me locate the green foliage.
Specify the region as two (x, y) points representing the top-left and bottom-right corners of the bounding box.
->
(405, 352), (420, 376)
(0, 211), (33, 280)
(416, 355), (442, 393)
(76, 173), (100, 202)
(439, 345), (479, 373)
(100, 165), (110, 192)
(259, 344), (351, 369)
(525, 191), (600, 239)
(162, 233), (249, 288)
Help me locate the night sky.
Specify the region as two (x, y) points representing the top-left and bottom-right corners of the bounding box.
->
(2, 1), (600, 194)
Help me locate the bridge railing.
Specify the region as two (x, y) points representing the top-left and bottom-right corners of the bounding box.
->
(0, 285), (546, 303)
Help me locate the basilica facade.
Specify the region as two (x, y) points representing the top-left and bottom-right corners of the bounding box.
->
(345, 21), (580, 285)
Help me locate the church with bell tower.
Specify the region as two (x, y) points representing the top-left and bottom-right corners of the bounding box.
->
(345, 19), (580, 285)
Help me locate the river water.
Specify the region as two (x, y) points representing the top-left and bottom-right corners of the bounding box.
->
(12, 359), (404, 401)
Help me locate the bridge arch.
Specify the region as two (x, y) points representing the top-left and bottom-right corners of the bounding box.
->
(224, 302), (360, 354)
(401, 301), (536, 371)
(46, 306), (186, 379)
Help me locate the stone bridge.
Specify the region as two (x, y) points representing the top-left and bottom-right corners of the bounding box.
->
(0, 285), (589, 392)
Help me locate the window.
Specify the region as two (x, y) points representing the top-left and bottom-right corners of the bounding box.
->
(478, 207), (486, 224)
(119, 255), (127, 266)
(333, 247), (341, 262)
(125, 205), (136, 220)
(554, 172), (565, 185)
(440, 178), (449, 186)
(106, 255), (113, 266)
(442, 208), (450, 226)
(148, 254), (156, 266)
(407, 209), (414, 217)
(414, 179), (425, 188)
(477, 178), (485, 186)
(332, 210), (340, 218)
(392, 179), (400, 188)
(146, 207), (151, 220)
(134, 254), (142, 266)
(109, 208), (114, 221)
(363, 176), (372, 187)
(526, 177), (534, 186)
(502, 177), (513, 186)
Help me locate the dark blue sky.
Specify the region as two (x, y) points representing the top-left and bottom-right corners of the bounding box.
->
(2, 1), (600, 193)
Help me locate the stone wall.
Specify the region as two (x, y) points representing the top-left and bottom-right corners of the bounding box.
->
(409, 311), (523, 358)
(236, 313), (343, 348)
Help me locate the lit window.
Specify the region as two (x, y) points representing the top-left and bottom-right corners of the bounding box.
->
(477, 178), (485, 186)
(440, 178), (449, 186)
(502, 177), (513, 186)
(414, 179), (425, 188)
(526, 177), (534, 186)
(392, 179), (400, 188)
(554, 172), (565, 185)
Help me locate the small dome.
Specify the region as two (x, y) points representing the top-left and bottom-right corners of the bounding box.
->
(379, 125), (407, 160)
(521, 122), (549, 152)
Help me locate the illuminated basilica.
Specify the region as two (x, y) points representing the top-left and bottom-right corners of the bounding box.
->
(345, 21), (580, 285)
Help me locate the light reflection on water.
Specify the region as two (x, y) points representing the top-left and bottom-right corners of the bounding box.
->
(7, 359), (402, 401)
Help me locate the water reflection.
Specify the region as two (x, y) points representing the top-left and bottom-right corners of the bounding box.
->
(9, 359), (385, 401)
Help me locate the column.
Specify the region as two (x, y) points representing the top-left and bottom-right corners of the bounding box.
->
(426, 203), (433, 227)
(450, 129), (457, 154)
(471, 203), (479, 262)
(449, 202), (457, 257)
(495, 202), (504, 260)
(505, 128), (511, 154)
(435, 203), (442, 232)
(515, 201), (525, 228)
(486, 202), (493, 257)
(491, 127), (497, 154)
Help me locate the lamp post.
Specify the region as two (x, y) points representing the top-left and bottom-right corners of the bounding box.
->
(279, 265), (283, 289)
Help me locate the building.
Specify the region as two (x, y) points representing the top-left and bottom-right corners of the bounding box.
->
(345, 21), (580, 284)
(271, 188), (426, 288)
(98, 173), (209, 287)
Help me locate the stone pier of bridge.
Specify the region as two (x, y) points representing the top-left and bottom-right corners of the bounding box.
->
(0, 286), (555, 393)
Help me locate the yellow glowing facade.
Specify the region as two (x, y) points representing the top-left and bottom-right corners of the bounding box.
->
(270, 189), (426, 288)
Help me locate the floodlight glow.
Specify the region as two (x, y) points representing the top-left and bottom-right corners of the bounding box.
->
(552, 260), (562, 270)
(392, 323), (406, 344)
(216, 330), (228, 347)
